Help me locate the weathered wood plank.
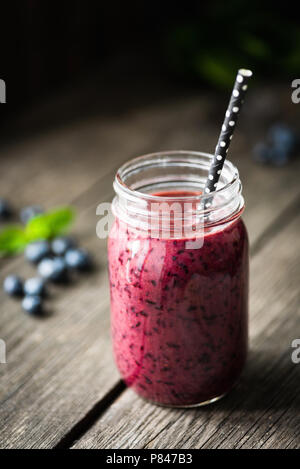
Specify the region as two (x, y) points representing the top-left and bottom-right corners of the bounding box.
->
(58, 95), (300, 251)
(73, 200), (300, 449)
(0, 95), (212, 448)
(1, 86), (300, 448)
(153, 103), (300, 245)
(2, 91), (299, 246)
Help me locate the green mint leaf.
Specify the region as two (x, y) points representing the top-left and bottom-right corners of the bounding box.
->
(44, 206), (75, 237)
(25, 206), (75, 241)
(25, 214), (52, 241)
(0, 226), (27, 256)
(0, 206), (75, 256)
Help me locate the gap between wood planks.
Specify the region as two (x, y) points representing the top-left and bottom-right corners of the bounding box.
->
(54, 381), (126, 449)
(52, 189), (300, 450)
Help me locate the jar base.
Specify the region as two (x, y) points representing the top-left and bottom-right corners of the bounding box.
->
(140, 392), (227, 409)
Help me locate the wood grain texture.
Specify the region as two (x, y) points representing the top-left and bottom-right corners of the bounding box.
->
(0, 95), (214, 448)
(73, 203), (300, 449)
(0, 83), (299, 448)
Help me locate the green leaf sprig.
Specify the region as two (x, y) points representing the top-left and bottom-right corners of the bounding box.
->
(0, 207), (75, 257)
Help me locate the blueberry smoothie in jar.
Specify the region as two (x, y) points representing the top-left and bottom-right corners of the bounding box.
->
(108, 151), (248, 407)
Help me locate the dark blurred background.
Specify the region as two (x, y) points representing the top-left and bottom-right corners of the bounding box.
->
(1, 2), (300, 451)
(1, 1), (299, 111)
(0, 0), (299, 172)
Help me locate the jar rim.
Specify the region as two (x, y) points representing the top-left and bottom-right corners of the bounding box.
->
(113, 150), (244, 231)
(114, 150), (239, 202)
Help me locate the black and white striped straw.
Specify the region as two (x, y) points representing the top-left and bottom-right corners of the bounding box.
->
(204, 69), (253, 198)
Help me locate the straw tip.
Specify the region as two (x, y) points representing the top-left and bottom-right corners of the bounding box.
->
(238, 69), (253, 77)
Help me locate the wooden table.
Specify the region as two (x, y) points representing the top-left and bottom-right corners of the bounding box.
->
(0, 76), (299, 449)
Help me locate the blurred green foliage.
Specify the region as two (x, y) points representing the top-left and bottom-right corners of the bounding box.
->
(164, 1), (300, 88)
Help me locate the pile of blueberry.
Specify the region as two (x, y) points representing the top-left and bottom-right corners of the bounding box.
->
(2, 205), (92, 316)
(3, 237), (92, 315)
(253, 123), (298, 166)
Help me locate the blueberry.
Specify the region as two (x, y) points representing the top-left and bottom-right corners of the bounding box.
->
(268, 146), (290, 167)
(65, 248), (92, 271)
(253, 142), (273, 164)
(51, 257), (68, 281)
(22, 295), (43, 315)
(0, 198), (12, 221)
(51, 237), (75, 256)
(20, 206), (43, 225)
(3, 275), (23, 297)
(25, 241), (51, 264)
(268, 124), (297, 152)
(24, 277), (46, 297)
(38, 258), (53, 279)
(38, 257), (67, 282)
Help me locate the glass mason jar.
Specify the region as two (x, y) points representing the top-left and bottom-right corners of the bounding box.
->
(108, 151), (249, 407)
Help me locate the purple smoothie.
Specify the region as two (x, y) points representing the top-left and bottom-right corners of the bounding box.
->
(108, 190), (248, 406)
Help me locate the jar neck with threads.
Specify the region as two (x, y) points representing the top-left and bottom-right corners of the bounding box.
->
(112, 151), (244, 239)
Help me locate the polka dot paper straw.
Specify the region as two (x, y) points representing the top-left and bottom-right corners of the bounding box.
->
(203, 69), (253, 198)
